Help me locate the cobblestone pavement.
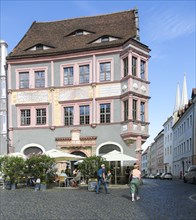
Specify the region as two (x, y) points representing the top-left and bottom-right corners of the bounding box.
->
(0, 179), (196, 220)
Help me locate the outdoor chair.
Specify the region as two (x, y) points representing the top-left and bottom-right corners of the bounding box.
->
(58, 176), (65, 187)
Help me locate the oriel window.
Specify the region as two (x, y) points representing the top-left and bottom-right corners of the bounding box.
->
(132, 57), (137, 76)
(123, 100), (128, 121)
(140, 102), (145, 122)
(133, 99), (137, 121)
(140, 60), (145, 80)
(123, 57), (128, 77)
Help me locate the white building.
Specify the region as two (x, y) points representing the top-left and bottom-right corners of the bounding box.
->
(163, 116), (173, 173)
(0, 40), (8, 155)
(141, 147), (148, 176)
(154, 129), (164, 174)
(173, 75), (193, 178)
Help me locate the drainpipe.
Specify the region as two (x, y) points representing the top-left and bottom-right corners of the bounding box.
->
(4, 62), (9, 154)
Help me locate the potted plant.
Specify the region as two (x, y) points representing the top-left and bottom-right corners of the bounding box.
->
(78, 156), (108, 183)
(25, 154), (56, 190)
(2, 156), (26, 190)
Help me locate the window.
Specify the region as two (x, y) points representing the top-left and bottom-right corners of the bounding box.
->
(64, 106), (73, 125)
(140, 60), (145, 79)
(190, 115), (192, 126)
(75, 30), (83, 36)
(36, 44), (43, 50)
(101, 36), (109, 42)
(21, 109), (31, 125)
(64, 67), (73, 85)
(35, 71), (45, 88)
(132, 57), (137, 76)
(123, 100), (128, 121)
(36, 108), (46, 125)
(100, 62), (111, 81)
(100, 103), (110, 123)
(79, 65), (89, 84)
(123, 57), (128, 77)
(140, 102), (145, 122)
(19, 72), (29, 88)
(80, 105), (90, 124)
(133, 99), (137, 120)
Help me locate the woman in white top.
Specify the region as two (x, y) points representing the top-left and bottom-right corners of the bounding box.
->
(130, 164), (141, 202)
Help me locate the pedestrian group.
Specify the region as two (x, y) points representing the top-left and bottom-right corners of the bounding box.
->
(95, 163), (141, 202)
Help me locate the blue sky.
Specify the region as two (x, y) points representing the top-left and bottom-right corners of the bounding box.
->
(1, 0), (196, 149)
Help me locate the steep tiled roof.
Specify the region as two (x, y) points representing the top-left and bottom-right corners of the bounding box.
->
(7, 9), (147, 59)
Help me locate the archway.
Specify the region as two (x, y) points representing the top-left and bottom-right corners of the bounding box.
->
(96, 141), (123, 156)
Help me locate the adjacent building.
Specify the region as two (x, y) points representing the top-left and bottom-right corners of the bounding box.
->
(154, 129), (164, 174)
(173, 88), (195, 177)
(143, 74), (195, 178)
(6, 9), (151, 166)
(0, 40), (8, 155)
(163, 116), (173, 173)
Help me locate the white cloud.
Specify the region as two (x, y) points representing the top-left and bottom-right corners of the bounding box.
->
(146, 8), (195, 43)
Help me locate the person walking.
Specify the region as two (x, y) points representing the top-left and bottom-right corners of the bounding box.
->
(96, 164), (109, 194)
(130, 164), (141, 202)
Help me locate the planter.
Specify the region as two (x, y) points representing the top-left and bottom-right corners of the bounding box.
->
(5, 181), (11, 190)
(88, 181), (97, 192)
(11, 183), (17, 190)
(40, 183), (47, 191)
(34, 183), (40, 191)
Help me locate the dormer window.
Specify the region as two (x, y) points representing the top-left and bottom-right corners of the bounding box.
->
(66, 29), (94, 37)
(75, 30), (84, 36)
(101, 36), (109, 42)
(26, 44), (53, 51)
(91, 35), (120, 44)
(36, 44), (43, 50)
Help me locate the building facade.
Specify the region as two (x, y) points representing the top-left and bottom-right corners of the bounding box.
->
(6, 10), (151, 165)
(0, 40), (8, 155)
(173, 91), (195, 178)
(154, 129), (164, 174)
(141, 147), (148, 176)
(147, 142), (157, 175)
(163, 116), (173, 173)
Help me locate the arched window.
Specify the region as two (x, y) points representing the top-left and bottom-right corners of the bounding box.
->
(99, 144), (120, 155)
(23, 146), (43, 156)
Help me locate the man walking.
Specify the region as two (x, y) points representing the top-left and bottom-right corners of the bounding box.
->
(96, 164), (109, 194)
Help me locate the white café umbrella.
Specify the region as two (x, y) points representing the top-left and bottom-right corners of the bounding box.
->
(102, 150), (138, 184)
(102, 150), (138, 162)
(45, 149), (85, 161)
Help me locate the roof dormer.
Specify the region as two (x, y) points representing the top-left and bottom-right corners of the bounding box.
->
(91, 35), (121, 44)
(66, 29), (94, 37)
(26, 43), (54, 51)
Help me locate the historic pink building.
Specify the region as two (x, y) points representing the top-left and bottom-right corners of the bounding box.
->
(6, 9), (151, 169)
